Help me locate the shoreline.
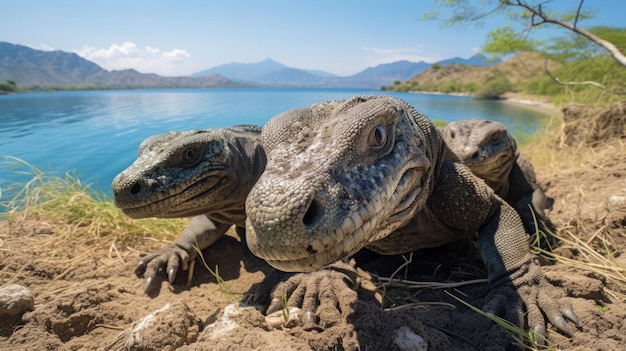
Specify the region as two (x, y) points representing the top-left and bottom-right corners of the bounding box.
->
(409, 90), (557, 116)
(499, 93), (557, 116)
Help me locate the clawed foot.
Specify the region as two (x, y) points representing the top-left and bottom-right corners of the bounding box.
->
(135, 243), (196, 292)
(484, 265), (580, 344)
(248, 260), (360, 329)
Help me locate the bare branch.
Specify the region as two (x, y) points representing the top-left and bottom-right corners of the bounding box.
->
(510, 0), (626, 67)
(543, 60), (626, 95)
(574, 0), (585, 28)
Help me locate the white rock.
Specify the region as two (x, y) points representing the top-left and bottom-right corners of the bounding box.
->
(0, 284), (34, 318)
(393, 325), (428, 351)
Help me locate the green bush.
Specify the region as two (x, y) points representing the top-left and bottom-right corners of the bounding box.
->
(0, 80), (18, 93)
(474, 76), (512, 99)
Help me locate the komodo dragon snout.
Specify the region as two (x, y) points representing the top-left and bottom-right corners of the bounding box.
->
(245, 97), (434, 272)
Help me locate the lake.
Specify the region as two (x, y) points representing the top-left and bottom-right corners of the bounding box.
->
(0, 88), (550, 198)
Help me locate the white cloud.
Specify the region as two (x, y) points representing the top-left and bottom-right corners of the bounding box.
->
(145, 46), (160, 55)
(471, 46), (482, 53)
(74, 42), (192, 76)
(162, 48), (190, 61)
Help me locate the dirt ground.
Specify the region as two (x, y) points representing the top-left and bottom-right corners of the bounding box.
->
(1, 106), (625, 350)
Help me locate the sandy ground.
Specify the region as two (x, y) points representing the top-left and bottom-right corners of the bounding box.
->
(1, 110), (625, 350)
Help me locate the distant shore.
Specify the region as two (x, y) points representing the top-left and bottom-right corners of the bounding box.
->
(410, 90), (557, 116)
(499, 92), (557, 116)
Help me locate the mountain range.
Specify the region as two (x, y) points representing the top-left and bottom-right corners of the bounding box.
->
(0, 41), (500, 90)
(0, 42), (238, 89)
(193, 55), (499, 88)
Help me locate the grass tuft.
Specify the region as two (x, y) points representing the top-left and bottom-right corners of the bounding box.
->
(1, 156), (187, 243)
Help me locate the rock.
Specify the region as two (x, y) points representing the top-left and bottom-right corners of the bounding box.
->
(394, 325), (428, 351)
(0, 284), (34, 318)
(105, 301), (200, 351)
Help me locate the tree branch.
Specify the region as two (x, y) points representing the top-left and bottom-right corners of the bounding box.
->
(574, 0), (584, 28)
(505, 0), (626, 67)
(543, 60), (626, 95)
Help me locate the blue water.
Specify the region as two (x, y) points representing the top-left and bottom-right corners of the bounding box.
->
(0, 88), (549, 198)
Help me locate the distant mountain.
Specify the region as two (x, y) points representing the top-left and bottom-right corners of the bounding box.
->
(338, 60), (431, 88)
(193, 59), (432, 88)
(192, 55), (500, 89)
(0, 42), (237, 89)
(1, 41), (504, 90)
(191, 58), (289, 82)
(192, 58), (338, 87)
(255, 68), (328, 86)
(404, 51), (561, 90)
(436, 53), (501, 67)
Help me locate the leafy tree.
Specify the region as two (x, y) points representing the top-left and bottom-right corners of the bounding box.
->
(423, 0), (626, 95)
(474, 75), (512, 99)
(0, 80), (18, 93)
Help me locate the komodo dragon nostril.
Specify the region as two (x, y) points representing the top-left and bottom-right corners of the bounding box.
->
(130, 182), (142, 195)
(303, 196), (324, 227)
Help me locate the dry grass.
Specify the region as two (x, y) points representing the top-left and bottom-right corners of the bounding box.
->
(0, 157), (188, 266)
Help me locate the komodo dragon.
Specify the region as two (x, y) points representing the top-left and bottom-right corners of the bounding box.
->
(244, 95), (579, 340)
(442, 119), (557, 246)
(111, 125), (265, 292)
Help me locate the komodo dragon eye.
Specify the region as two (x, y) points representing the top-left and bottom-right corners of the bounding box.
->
(489, 132), (503, 144)
(368, 124), (387, 149)
(181, 147), (202, 165)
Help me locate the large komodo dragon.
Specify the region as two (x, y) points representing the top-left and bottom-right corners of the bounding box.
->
(442, 119), (557, 246)
(112, 125), (265, 292)
(244, 95), (579, 340)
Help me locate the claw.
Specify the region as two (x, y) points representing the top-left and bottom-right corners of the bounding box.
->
(303, 310), (315, 325)
(186, 260), (195, 287)
(266, 298), (283, 315)
(532, 325), (546, 346)
(564, 308), (580, 326)
(552, 316), (573, 338)
(168, 268), (176, 284)
(135, 261), (146, 277)
(144, 276), (154, 293)
(241, 293), (254, 306)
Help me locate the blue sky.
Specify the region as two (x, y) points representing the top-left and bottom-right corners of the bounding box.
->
(2, 0), (624, 77)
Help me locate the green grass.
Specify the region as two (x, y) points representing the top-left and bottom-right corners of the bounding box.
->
(192, 243), (243, 302)
(1, 156), (187, 242)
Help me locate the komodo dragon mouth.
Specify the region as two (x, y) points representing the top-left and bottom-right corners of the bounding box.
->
(115, 174), (229, 218)
(245, 96), (436, 272)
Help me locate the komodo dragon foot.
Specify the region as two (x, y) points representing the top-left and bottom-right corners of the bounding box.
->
(485, 261), (580, 343)
(249, 261), (359, 330)
(135, 243), (196, 292)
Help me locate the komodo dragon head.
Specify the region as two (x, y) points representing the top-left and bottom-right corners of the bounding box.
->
(245, 95), (449, 272)
(112, 125), (264, 219)
(443, 119), (518, 194)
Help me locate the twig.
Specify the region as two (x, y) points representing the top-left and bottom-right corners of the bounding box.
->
(384, 301), (456, 312)
(544, 60), (626, 95)
(373, 276), (488, 289)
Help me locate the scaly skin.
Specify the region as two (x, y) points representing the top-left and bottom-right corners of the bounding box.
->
(245, 95), (578, 341)
(112, 125), (265, 291)
(443, 119), (557, 244)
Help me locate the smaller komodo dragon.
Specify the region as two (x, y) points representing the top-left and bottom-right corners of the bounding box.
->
(112, 125), (265, 292)
(443, 119), (557, 247)
(244, 95), (579, 342)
